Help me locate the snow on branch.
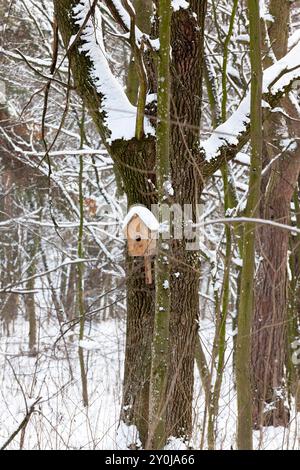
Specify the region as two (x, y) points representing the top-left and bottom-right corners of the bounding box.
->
(105, 0), (144, 43)
(105, 0), (159, 50)
(202, 40), (300, 166)
(73, 0), (153, 143)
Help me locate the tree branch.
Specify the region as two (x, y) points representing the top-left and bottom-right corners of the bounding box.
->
(104, 0), (148, 42)
(202, 40), (300, 177)
(53, 0), (153, 147)
(0, 398), (42, 450)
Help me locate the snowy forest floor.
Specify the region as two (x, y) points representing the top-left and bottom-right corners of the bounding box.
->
(1, 314), (299, 450)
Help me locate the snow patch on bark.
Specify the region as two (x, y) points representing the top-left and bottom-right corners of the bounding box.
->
(116, 421), (142, 449)
(164, 436), (188, 450)
(171, 0), (189, 12)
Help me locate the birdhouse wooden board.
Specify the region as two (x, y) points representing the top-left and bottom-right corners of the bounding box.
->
(126, 215), (153, 256)
(122, 206), (159, 257)
(122, 206), (159, 284)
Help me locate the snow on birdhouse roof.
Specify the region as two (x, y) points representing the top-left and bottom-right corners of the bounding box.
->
(122, 205), (159, 231)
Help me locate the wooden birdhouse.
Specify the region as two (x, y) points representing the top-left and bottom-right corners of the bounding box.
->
(122, 205), (159, 284)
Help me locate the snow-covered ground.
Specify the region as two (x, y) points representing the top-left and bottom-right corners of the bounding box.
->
(1, 313), (299, 450)
(0, 315), (125, 450)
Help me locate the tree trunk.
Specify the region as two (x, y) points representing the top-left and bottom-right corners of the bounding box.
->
(121, 254), (155, 445)
(166, 1), (207, 440)
(147, 0), (172, 449)
(236, 0), (262, 450)
(113, 138), (157, 446)
(126, 0), (152, 104)
(251, 0), (300, 428)
(251, 106), (300, 427)
(252, 186), (292, 427)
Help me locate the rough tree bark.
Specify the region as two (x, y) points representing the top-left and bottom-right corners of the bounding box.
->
(251, 0), (300, 428)
(166, 0), (207, 440)
(113, 138), (156, 445)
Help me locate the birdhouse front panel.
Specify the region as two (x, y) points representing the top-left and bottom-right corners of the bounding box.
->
(122, 205), (159, 258)
(126, 215), (157, 257)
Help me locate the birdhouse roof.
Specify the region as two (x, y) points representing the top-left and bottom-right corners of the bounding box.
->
(122, 205), (159, 231)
